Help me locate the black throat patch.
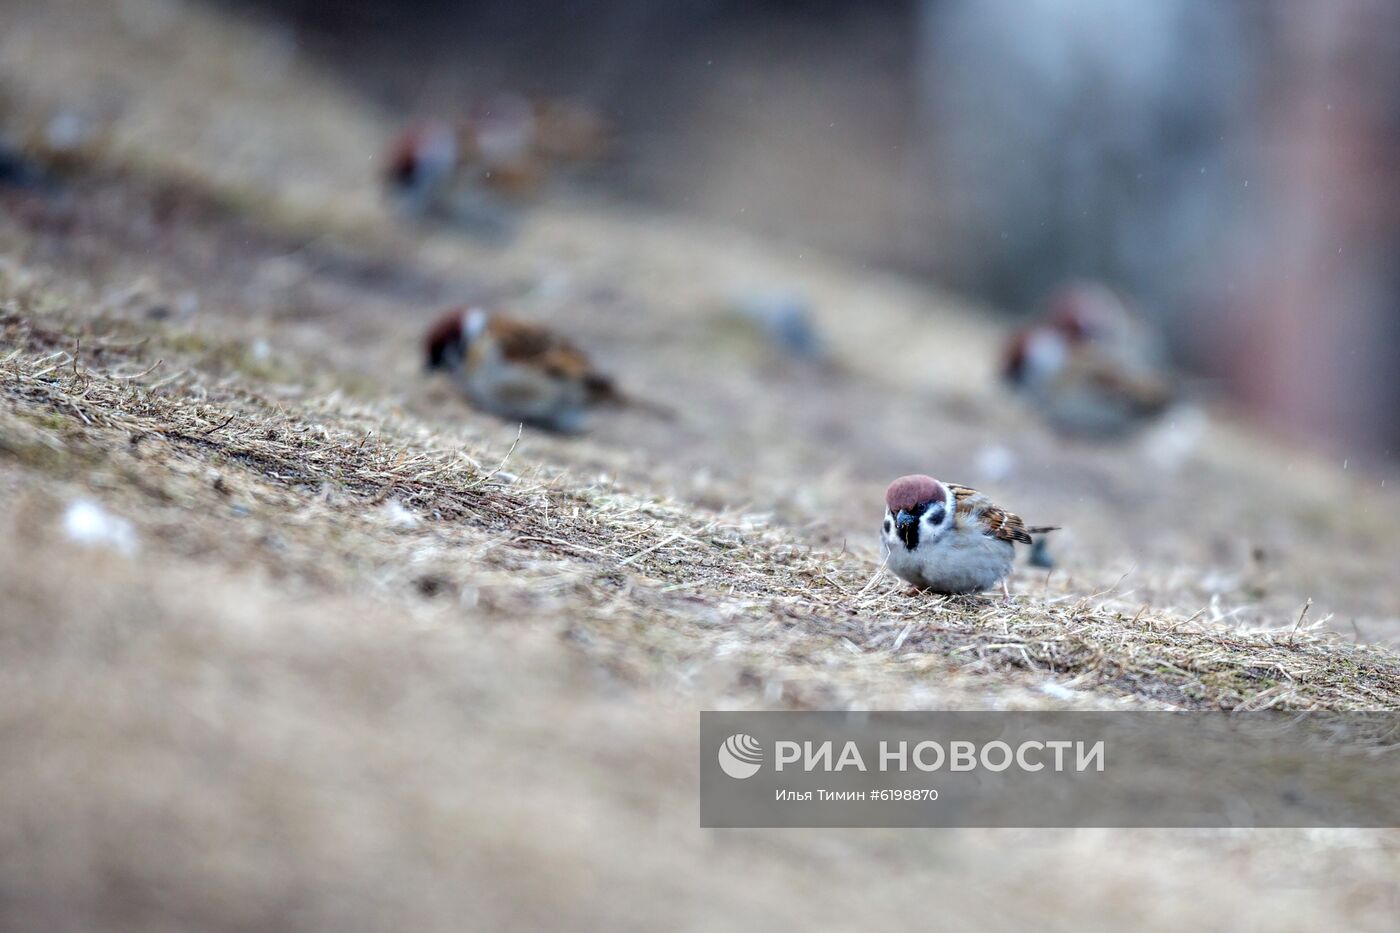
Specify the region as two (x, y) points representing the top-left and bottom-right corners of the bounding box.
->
(897, 519), (919, 551)
(895, 500), (946, 551)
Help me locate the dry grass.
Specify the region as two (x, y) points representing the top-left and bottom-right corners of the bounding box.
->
(7, 533), (1399, 933)
(3, 1), (1400, 931)
(4, 312), (1398, 716)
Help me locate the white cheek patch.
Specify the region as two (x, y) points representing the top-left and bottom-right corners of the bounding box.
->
(1023, 331), (1068, 381)
(419, 125), (458, 172)
(463, 308), (490, 340)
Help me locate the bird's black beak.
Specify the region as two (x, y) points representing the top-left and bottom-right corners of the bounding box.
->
(895, 510), (918, 550)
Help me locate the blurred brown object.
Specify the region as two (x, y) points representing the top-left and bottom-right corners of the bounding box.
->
(382, 94), (611, 223)
(531, 97), (613, 163)
(1003, 281), (1175, 438)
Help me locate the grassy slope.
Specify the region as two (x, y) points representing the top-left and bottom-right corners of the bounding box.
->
(3, 1), (1400, 930)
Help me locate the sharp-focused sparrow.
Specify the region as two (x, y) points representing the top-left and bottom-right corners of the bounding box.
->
(1003, 281), (1174, 437)
(880, 474), (1057, 598)
(425, 307), (662, 433)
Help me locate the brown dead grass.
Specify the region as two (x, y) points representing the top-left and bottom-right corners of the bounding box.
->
(4, 314), (1398, 714)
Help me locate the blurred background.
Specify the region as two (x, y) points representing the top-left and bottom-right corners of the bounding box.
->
(236, 0), (1400, 459)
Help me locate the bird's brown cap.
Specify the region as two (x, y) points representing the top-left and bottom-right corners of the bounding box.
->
(885, 475), (945, 513)
(424, 308), (467, 369)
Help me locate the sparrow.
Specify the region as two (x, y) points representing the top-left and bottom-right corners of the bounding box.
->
(383, 95), (609, 222)
(383, 117), (544, 227)
(383, 120), (463, 216)
(424, 307), (665, 432)
(880, 474), (1057, 598)
(1002, 281), (1174, 437)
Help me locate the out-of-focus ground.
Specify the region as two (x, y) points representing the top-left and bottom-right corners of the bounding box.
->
(2, 1), (1399, 930)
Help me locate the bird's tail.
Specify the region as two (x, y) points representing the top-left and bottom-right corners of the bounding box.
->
(586, 375), (677, 422)
(616, 392), (678, 421)
(1026, 525), (1060, 535)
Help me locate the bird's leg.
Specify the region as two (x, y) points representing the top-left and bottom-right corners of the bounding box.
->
(1001, 578), (1012, 603)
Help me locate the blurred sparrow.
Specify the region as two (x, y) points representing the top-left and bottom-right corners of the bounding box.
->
(383, 95), (609, 223)
(1003, 281), (1174, 437)
(880, 474), (1056, 599)
(383, 116), (541, 228)
(383, 120), (462, 216)
(425, 307), (665, 432)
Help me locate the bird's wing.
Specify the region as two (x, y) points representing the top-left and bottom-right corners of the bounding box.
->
(487, 316), (621, 404)
(489, 318), (590, 377)
(946, 483), (1039, 545)
(1067, 349), (1174, 416)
